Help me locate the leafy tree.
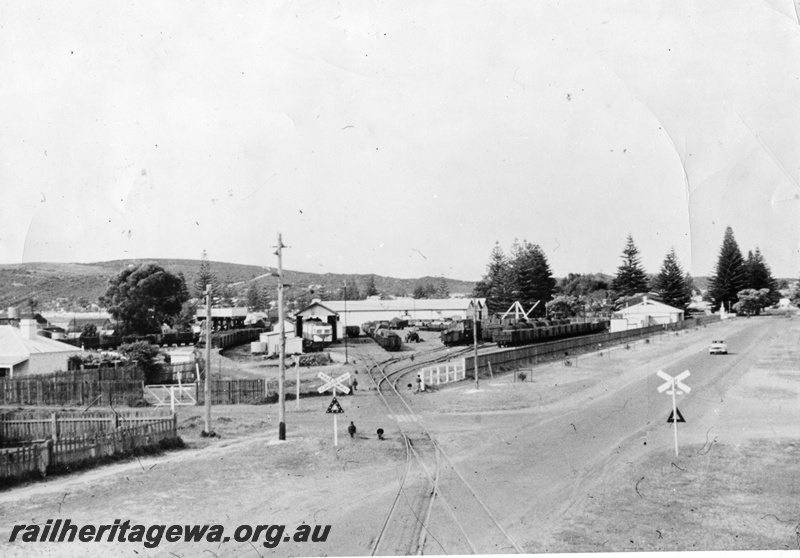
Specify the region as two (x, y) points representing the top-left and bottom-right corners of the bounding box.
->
(215, 275), (237, 307)
(412, 281), (436, 299)
(509, 239), (555, 316)
(193, 250), (219, 300)
(100, 263), (190, 335)
(557, 273), (609, 298)
(733, 288), (771, 316)
(652, 248), (690, 309)
(743, 248), (779, 304)
(174, 301), (198, 332)
(81, 323), (98, 337)
(364, 275), (379, 297)
(341, 281), (361, 301)
(611, 234), (649, 297)
(684, 273), (696, 299)
(118, 341), (164, 383)
(473, 243), (514, 315)
(790, 278), (800, 307)
(546, 295), (582, 318)
(708, 226), (747, 311)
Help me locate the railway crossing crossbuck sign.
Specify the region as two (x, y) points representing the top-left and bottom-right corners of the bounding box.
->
(656, 369), (691, 457)
(318, 373), (350, 447)
(318, 372), (351, 395)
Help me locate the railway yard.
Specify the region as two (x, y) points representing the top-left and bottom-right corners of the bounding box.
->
(2, 314), (800, 555)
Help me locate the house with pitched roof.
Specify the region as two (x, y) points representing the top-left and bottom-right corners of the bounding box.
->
(0, 319), (82, 378)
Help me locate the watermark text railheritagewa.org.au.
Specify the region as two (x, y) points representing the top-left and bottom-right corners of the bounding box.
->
(8, 519), (330, 549)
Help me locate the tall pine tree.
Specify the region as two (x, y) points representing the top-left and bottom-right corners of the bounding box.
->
(473, 242), (514, 315)
(509, 240), (556, 316)
(611, 234), (649, 297)
(193, 250), (219, 300)
(652, 248), (689, 309)
(708, 226), (747, 311)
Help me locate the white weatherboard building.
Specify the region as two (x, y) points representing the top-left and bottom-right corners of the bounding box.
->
(610, 297), (684, 333)
(0, 319), (82, 377)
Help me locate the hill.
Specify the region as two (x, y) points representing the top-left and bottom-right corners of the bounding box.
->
(0, 260), (477, 312)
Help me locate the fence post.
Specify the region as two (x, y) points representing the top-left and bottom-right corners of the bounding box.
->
(50, 412), (58, 442)
(488, 362), (494, 379)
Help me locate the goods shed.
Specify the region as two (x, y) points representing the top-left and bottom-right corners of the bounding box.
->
(315, 298), (486, 334)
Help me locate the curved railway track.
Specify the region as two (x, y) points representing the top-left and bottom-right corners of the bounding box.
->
(352, 343), (523, 555)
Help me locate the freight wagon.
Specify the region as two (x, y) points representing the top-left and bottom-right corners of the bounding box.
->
(361, 322), (403, 352)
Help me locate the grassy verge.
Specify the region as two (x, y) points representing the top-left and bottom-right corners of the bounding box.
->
(553, 438), (800, 552)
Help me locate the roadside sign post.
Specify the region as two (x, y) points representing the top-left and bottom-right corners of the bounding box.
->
(318, 372), (350, 447)
(657, 370), (691, 457)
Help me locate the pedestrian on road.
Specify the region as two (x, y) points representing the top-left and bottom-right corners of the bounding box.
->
(352, 378), (358, 392)
(348, 421), (357, 438)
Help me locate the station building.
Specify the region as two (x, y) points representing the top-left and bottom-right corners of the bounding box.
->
(610, 297), (684, 332)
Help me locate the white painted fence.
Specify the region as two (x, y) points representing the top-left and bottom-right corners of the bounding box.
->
(144, 384), (197, 410)
(418, 361), (465, 390)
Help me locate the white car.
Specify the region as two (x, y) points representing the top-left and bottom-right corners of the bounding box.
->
(709, 340), (728, 355)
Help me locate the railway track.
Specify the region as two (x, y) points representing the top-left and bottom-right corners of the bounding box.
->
(353, 344), (523, 555)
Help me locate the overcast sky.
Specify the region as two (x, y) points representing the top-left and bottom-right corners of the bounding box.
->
(3, 0), (800, 280)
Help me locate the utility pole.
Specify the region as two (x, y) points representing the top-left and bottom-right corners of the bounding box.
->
(276, 233), (287, 441)
(473, 298), (479, 390)
(204, 284), (212, 435)
(343, 280), (348, 364)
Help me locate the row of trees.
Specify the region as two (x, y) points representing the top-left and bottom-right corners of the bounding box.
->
(472, 227), (783, 319)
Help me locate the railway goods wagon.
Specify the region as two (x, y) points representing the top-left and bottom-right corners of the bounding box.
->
(494, 320), (607, 348)
(362, 321), (402, 351)
(441, 320), (482, 346)
(374, 328), (402, 351)
(344, 325), (361, 338)
(389, 317), (409, 330)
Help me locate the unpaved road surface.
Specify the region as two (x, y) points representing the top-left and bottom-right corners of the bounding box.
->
(1, 316), (798, 556)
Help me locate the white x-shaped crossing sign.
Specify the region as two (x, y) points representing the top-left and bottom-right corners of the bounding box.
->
(657, 370), (691, 395)
(318, 372), (351, 395)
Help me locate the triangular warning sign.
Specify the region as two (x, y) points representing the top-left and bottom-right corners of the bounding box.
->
(326, 397), (344, 414)
(667, 408), (685, 423)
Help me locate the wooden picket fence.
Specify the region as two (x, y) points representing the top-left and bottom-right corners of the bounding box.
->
(28, 364), (142, 382)
(0, 379), (144, 407)
(0, 411), (178, 484)
(195, 379), (279, 405)
(0, 409), (174, 445)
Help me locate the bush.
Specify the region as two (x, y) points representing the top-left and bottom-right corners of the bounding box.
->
(118, 341), (164, 384)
